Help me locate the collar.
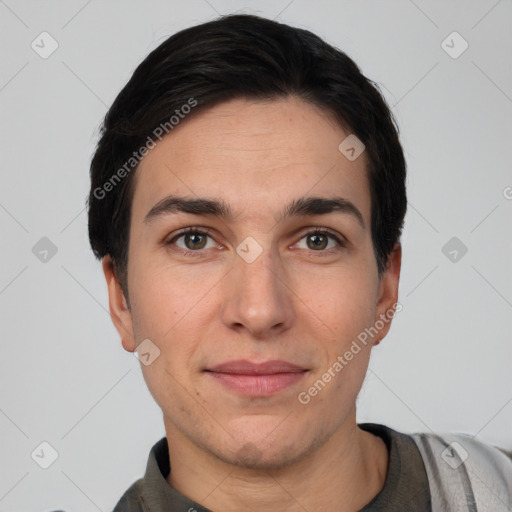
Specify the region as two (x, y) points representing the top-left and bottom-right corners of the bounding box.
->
(135, 423), (431, 511)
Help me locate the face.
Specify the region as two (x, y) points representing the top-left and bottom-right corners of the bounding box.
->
(104, 96), (400, 469)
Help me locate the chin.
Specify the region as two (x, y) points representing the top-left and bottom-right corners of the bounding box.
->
(213, 422), (328, 470)
(224, 440), (304, 470)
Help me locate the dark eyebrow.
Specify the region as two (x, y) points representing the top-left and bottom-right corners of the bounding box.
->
(144, 196), (235, 224)
(277, 196), (365, 228)
(144, 195), (365, 228)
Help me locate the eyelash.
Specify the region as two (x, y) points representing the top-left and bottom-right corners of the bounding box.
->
(165, 227), (345, 258)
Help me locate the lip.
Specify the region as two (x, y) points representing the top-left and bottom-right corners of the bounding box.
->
(207, 359), (306, 375)
(205, 360), (308, 396)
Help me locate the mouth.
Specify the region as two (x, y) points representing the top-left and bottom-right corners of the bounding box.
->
(204, 360), (309, 396)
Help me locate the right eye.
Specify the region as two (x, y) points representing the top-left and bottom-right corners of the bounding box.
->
(165, 227), (218, 256)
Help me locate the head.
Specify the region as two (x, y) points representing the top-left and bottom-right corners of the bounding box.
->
(88, 14), (406, 468)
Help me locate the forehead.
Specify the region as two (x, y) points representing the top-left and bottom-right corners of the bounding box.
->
(131, 96), (370, 224)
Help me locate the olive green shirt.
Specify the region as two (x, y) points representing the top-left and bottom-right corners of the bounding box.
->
(112, 423), (431, 511)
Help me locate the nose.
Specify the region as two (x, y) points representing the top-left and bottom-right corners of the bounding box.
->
(219, 244), (295, 339)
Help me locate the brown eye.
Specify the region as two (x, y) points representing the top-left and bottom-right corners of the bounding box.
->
(307, 233), (329, 250)
(167, 228), (216, 254)
(296, 229), (343, 252)
(183, 232), (207, 250)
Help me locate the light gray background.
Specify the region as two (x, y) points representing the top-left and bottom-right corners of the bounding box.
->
(1, 1), (511, 510)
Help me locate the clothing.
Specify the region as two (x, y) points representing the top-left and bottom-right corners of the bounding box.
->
(411, 429), (512, 511)
(112, 423), (512, 511)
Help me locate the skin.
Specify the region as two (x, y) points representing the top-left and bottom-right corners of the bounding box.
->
(103, 96), (401, 511)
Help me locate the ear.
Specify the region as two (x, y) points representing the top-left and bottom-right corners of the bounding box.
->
(373, 243), (402, 345)
(102, 255), (137, 352)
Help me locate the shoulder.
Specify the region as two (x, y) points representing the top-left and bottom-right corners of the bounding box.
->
(411, 431), (512, 476)
(410, 431), (512, 511)
(111, 478), (144, 512)
(111, 436), (169, 511)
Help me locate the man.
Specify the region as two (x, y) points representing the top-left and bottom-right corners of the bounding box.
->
(87, 14), (512, 512)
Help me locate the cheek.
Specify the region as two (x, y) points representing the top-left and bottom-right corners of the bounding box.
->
(292, 264), (378, 338)
(128, 263), (227, 409)
(129, 257), (222, 339)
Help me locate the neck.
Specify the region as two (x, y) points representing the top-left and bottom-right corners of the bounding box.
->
(165, 411), (388, 512)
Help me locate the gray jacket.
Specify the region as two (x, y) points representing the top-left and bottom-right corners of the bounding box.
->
(412, 431), (512, 511)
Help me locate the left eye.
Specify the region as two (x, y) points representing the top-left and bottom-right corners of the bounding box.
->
(296, 230), (342, 251)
